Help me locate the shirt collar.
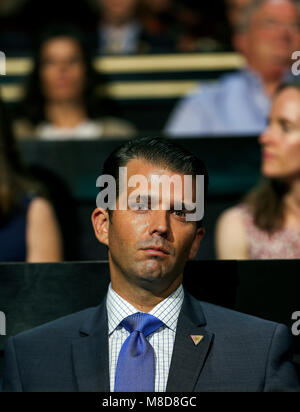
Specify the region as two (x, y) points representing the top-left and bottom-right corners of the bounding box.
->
(106, 283), (184, 335)
(100, 22), (141, 42)
(242, 67), (294, 88)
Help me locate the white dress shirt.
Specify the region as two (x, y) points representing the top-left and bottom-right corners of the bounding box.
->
(106, 283), (184, 392)
(99, 22), (141, 54)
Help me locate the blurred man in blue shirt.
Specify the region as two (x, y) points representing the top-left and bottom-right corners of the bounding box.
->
(165, 0), (300, 137)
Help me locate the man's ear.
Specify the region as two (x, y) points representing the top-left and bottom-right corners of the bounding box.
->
(91, 208), (110, 247)
(188, 227), (205, 260)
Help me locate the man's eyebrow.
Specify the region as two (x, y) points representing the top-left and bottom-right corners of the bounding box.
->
(133, 195), (196, 211)
(170, 201), (195, 211)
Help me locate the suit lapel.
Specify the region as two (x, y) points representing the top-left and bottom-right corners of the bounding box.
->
(72, 302), (110, 392)
(166, 293), (214, 392)
(71, 291), (213, 392)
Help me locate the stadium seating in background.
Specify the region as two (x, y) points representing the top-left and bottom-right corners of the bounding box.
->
(1, 53), (245, 132)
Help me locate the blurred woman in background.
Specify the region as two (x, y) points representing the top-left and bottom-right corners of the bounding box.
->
(216, 82), (300, 259)
(0, 98), (63, 261)
(14, 26), (135, 140)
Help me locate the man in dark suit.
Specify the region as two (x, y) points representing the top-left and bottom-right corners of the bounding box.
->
(1, 137), (300, 392)
(94, 0), (175, 54)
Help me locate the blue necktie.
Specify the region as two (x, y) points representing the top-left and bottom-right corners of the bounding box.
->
(114, 312), (164, 392)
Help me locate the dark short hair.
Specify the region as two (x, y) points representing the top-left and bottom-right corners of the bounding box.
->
(102, 137), (209, 226)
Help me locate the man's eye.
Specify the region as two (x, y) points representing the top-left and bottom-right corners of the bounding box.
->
(261, 19), (278, 29)
(173, 210), (187, 218)
(265, 19), (277, 27)
(135, 203), (148, 210)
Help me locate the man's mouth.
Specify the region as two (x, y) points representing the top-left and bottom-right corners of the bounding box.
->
(141, 246), (170, 256)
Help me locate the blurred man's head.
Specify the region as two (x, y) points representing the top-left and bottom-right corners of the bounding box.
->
(233, 0), (300, 78)
(97, 0), (139, 26)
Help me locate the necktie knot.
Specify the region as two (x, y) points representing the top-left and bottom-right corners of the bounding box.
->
(121, 312), (164, 337)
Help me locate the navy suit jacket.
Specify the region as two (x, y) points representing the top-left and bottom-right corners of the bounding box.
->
(1, 291), (300, 392)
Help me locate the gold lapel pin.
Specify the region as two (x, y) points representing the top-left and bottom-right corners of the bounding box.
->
(190, 335), (204, 346)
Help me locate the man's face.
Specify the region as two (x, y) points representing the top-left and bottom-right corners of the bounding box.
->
(93, 158), (204, 294)
(235, 0), (300, 75)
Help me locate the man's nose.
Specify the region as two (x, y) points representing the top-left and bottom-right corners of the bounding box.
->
(148, 210), (169, 238)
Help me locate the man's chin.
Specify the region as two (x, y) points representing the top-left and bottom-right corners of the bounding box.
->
(133, 263), (170, 285)
(136, 269), (166, 283)
(133, 272), (180, 296)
